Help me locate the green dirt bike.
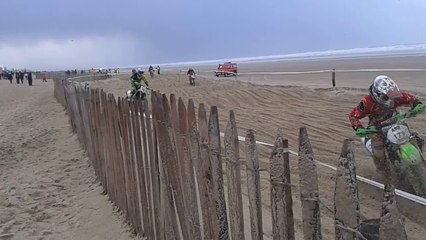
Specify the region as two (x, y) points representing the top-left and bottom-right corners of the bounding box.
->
(356, 104), (426, 197)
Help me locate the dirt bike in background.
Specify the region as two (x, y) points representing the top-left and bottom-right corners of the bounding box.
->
(127, 86), (150, 102)
(189, 72), (195, 86)
(356, 104), (426, 197)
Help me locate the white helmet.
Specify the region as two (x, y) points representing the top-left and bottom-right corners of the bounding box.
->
(369, 75), (401, 108)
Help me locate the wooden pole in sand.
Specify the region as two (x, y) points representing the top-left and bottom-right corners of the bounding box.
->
(192, 101), (218, 240)
(379, 185), (408, 240)
(178, 97), (202, 240)
(154, 93), (180, 240)
(208, 106), (230, 240)
(144, 98), (161, 240)
(245, 130), (264, 240)
(332, 69), (336, 88)
(298, 127), (322, 240)
(225, 110), (245, 240)
(270, 134), (295, 240)
(334, 139), (359, 240)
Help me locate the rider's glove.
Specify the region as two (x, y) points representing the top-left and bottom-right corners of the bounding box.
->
(394, 113), (406, 123)
(355, 127), (367, 136)
(406, 104), (425, 118)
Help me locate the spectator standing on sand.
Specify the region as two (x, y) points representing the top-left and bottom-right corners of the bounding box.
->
(157, 66), (160, 75)
(15, 71), (20, 84)
(19, 71), (24, 84)
(7, 72), (13, 84)
(28, 72), (33, 86)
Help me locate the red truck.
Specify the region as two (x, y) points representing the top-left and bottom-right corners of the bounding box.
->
(215, 62), (237, 77)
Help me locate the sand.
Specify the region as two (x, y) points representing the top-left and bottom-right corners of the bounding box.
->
(1, 55), (425, 240)
(91, 57), (426, 239)
(0, 80), (137, 240)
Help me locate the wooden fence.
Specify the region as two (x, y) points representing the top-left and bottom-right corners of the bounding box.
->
(53, 78), (409, 240)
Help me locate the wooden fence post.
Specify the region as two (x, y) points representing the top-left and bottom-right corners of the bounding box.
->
(334, 139), (359, 240)
(379, 185), (408, 240)
(131, 100), (151, 236)
(151, 92), (167, 240)
(155, 93), (181, 239)
(136, 100), (154, 238)
(118, 99), (139, 230)
(98, 90), (108, 193)
(245, 130), (264, 240)
(332, 69), (336, 88)
(270, 134), (295, 240)
(103, 92), (117, 204)
(194, 102), (218, 240)
(178, 98), (202, 239)
(208, 106), (230, 240)
(169, 95), (190, 240)
(225, 110), (245, 240)
(111, 97), (128, 216)
(145, 98), (162, 240)
(298, 127), (322, 240)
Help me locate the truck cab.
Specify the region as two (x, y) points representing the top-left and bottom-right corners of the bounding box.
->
(215, 62), (237, 77)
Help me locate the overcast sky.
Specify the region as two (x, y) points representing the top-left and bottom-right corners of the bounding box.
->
(1, 0), (426, 70)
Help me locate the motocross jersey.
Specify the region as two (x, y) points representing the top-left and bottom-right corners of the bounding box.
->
(130, 73), (149, 90)
(349, 92), (421, 130)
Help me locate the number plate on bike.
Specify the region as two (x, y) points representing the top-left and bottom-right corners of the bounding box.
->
(386, 124), (410, 145)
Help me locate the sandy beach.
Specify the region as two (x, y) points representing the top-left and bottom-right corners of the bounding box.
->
(92, 55), (426, 239)
(1, 55), (426, 239)
(0, 80), (137, 239)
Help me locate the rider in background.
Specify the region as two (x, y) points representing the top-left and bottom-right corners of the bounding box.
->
(130, 69), (149, 95)
(349, 75), (424, 173)
(187, 68), (195, 76)
(138, 69), (149, 87)
(187, 68), (196, 85)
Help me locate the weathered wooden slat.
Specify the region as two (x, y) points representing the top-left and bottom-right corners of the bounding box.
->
(83, 89), (95, 167)
(135, 100), (155, 238)
(111, 97), (128, 216)
(151, 92), (167, 240)
(379, 185), (408, 240)
(118, 99), (137, 228)
(334, 140), (359, 240)
(75, 87), (87, 150)
(145, 97), (161, 240)
(208, 106), (229, 240)
(178, 98), (202, 239)
(169, 95), (190, 240)
(104, 92), (117, 203)
(127, 101), (143, 233)
(90, 89), (101, 179)
(298, 127), (322, 240)
(98, 90), (108, 194)
(155, 93), (180, 240)
(224, 110), (245, 240)
(128, 101), (147, 235)
(270, 134), (295, 240)
(194, 102), (218, 240)
(138, 100), (155, 238)
(245, 130), (264, 240)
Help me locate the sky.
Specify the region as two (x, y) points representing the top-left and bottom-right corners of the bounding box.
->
(1, 0), (426, 70)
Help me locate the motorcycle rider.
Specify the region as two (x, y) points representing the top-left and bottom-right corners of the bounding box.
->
(349, 75), (424, 174)
(187, 68), (196, 85)
(129, 68), (149, 96)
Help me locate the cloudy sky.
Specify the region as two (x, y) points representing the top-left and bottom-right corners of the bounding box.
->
(1, 0), (426, 70)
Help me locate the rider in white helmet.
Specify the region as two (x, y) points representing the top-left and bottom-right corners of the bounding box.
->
(349, 75), (424, 173)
